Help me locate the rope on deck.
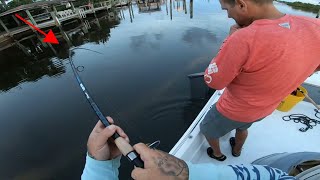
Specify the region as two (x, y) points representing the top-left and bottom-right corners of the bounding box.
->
(282, 111), (320, 132)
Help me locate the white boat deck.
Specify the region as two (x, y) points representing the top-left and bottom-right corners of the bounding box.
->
(170, 73), (320, 166)
(305, 71), (320, 87)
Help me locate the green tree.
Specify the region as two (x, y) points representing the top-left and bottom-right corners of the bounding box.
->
(1, 0), (8, 7)
(7, 0), (34, 9)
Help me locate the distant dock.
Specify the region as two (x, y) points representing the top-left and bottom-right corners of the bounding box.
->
(0, 0), (127, 40)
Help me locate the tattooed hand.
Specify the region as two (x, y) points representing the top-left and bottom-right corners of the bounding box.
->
(131, 143), (189, 180)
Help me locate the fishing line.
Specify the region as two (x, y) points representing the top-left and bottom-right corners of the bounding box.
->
(68, 47), (145, 168)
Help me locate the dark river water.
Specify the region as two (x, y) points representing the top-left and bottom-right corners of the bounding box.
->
(0, 1), (316, 179)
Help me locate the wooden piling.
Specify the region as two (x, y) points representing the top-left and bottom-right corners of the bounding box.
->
(25, 10), (37, 25)
(170, 0), (172, 20)
(95, 17), (101, 29)
(166, 0), (168, 15)
(35, 34), (47, 47)
(129, 3), (133, 23)
(130, 2), (134, 18)
(50, 11), (61, 26)
(15, 41), (32, 56)
(0, 19), (10, 34)
(52, 5), (58, 14)
(12, 14), (21, 26)
(70, 2), (76, 12)
(190, 0), (193, 19)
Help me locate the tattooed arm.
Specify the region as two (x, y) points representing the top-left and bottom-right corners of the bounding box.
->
(82, 119), (293, 180)
(130, 143), (294, 180)
(131, 143), (189, 180)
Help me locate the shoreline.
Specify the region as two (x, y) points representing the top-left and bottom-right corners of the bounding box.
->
(277, 1), (320, 14)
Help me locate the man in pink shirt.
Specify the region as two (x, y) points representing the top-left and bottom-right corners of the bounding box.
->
(200, 0), (320, 161)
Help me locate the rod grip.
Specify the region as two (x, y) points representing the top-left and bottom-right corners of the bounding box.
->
(114, 137), (144, 168)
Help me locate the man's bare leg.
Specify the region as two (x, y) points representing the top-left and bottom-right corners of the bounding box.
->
(234, 129), (248, 154)
(205, 136), (223, 157)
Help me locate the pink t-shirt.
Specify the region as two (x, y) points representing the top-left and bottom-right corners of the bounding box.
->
(204, 15), (320, 123)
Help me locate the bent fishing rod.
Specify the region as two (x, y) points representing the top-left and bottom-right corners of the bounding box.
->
(68, 48), (145, 168)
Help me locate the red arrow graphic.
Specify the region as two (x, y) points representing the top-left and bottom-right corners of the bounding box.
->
(15, 13), (59, 44)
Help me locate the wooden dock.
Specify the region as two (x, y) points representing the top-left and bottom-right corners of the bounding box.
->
(0, 11), (120, 55)
(0, 0), (124, 40)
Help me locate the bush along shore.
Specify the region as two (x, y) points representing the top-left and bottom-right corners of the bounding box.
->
(277, 1), (320, 14)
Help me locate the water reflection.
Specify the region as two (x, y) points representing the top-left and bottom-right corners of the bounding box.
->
(0, 10), (121, 92)
(137, 0), (163, 13)
(130, 32), (164, 50)
(182, 27), (217, 46)
(0, 55), (64, 92)
(0, 0), (199, 93)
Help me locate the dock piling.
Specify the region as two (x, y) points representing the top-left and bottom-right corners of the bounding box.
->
(25, 10), (37, 26)
(0, 19), (10, 35)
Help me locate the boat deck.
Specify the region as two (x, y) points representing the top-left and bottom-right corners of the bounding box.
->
(170, 72), (320, 166)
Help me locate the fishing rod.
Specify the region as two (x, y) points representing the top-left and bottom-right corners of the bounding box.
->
(68, 47), (146, 168)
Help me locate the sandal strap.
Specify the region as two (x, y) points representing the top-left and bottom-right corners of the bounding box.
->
(229, 137), (241, 157)
(207, 147), (227, 161)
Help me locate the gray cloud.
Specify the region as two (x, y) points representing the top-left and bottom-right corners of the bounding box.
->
(182, 27), (217, 47)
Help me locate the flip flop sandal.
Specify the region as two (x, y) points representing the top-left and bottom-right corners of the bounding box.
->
(207, 147), (227, 161)
(229, 137), (241, 157)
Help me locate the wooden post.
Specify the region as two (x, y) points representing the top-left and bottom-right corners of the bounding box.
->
(48, 43), (58, 56)
(170, 0), (172, 20)
(95, 17), (101, 29)
(165, 0), (168, 15)
(15, 41), (32, 56)
(70, 2), (76, 12)
(25, 9), (37, 25)
(190, 0), (193, 19)
(131, 2), (134, 18)
(35, 34), (48, 47)
(0, 19), (10, 34)
(183, 0), (187, 14)
(177, 1), (180, 10)
(50, 11), (61, 27)
(121, 9), (125, 20)
(12, 14), (21, 26)
(52, 5), (58, 14)
(91, 3), (96, 14)
(51, 11), (72, 47)
(61, 30), (73, 47)
(129, 4), (133, 23)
